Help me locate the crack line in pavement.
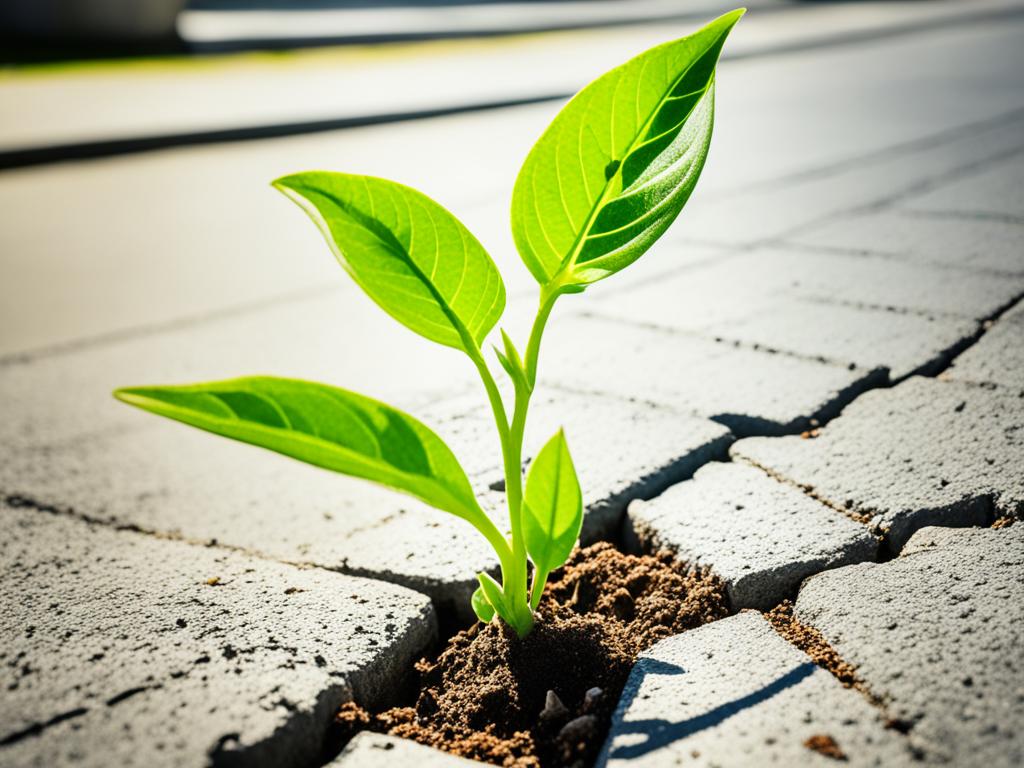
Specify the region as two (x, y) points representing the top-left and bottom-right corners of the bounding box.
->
(0, 707), (90, 746)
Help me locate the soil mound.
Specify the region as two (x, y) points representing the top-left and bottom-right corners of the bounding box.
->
(339, 543), (729, 767)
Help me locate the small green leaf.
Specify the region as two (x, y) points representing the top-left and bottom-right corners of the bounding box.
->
(493, 328), (527, 388)
(511, 9), (744, 288)
(274, 172), (505, 354)
(523, 429), (583, 576)
(476, 572), (512, 624)
(471, 585), (495, 624)
(114, 376), (489, 528)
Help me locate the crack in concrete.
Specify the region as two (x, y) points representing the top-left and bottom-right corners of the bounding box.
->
(0, 707), (89, 746)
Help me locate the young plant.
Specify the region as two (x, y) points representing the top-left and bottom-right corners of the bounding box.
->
(114, 10), (743, 638)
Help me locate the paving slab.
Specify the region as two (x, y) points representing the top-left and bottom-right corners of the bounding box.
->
(625, 462), (878, 609)
(790, 208), (1024, 274)
(946, 298), (1024, 392)
(794, 525), (1024, 767)
(601, 246), (1024, 327)
(542, 314), (885, 436)
(428, 389), (733, 543)
(732, 377), (1024, 550)
(707, 300), (978, 380)
(329, 732), (479, 768)
(901, 151), (1024, 222)
(1, 335), (728, 620)
(598, 611), (912, 767)
(0, 505), (436, 768)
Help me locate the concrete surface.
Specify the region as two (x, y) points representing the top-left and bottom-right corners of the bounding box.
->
(625, 462), (878, 609)
(732, 377), (1024, 549)
(598, 611), (913, 767)
(0, 505), (436, 768)
(795, 525), (1024, 767)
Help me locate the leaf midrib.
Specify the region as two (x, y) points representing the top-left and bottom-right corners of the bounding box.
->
(557, 40), (718, 282)
(317, 187), (485, 350)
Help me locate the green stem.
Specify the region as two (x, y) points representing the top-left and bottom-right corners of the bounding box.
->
(529, 566), (548, 611)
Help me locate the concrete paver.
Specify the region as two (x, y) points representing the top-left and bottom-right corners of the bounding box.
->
(329, 732), (479, 767)
(947, 298), (1024, 391)
(0, 505), (436, 768)
(901, 151), (1024, 222)
(543, 314), (885, 436)
(795, 525), (1024, 767)
(1, 359), (728, 620)
(598, 611), (912, 767)
(791, 208), (1024, 275)
(732, 377), (1024, 549)
(625, 462), (878, 609)
(428, 389), (733, 543)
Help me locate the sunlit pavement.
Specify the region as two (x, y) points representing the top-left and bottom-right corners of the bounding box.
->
(1, 1), (1023, 765)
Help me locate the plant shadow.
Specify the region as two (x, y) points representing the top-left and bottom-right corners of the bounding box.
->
(608, 659), (817, 760)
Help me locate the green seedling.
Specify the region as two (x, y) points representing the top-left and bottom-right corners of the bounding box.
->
(115, 10), (743, 638)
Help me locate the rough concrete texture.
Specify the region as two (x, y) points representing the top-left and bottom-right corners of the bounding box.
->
(947, 298), (1024, 392)
(426, 388), (733, 542)
(791, 208), (1024, 274)
(795, 525), (1024, 767)
(708, 299), (978, 381)
(732, 376), (1024, 549)
(0, 506), (436, 768)
(329, 732), (480, 767)
(0, 381), (729, 623)
(901, 152), (1024, 223)
(597, 243), (1024, 331)
(625, 463), (878, 609)
(598, 611), (912, 767)
(542, 314), (884, 436)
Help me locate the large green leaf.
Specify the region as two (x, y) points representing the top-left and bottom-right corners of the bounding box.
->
(274, 172), (505, 353)
(523, 429), (583, 578)
(114, 376), (487, 525)
(510, 9), (743, 288)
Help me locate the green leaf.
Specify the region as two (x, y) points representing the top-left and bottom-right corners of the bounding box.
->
(510, 9), (744, 288)
(274, 172), (505, 353)
(523, 429), (583, 576)
(493, 328), (527, 388)
(471, 585), (495, 624)
(476, 572), (512, 624)
(114, 376), (488, 526)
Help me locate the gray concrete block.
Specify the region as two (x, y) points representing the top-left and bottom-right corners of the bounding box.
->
(598, 611), (912, 767)
(329, 732), (480, 767)
(794, 525), (1024, 768)
(0, 505), (436, 768)
(427, 389), (733, 543)
(791, 208), (1024, 275)
(595, 247), (1021, 364)
(901, 153), (1024, 223)
(1, 357), (728, 623)
(947, 299), (1024, 392)
(732, 377), (1024, 550)
(543, 314), (885, 436)
(709, 299), (978, 381)
(625, 462), (878, 609)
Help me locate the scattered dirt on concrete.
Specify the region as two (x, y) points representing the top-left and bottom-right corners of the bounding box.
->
(804, 733), (846, 761)
(992, 516), (1015, 529)
(765, 601), (861, 689)
(337, 543), (729, 766)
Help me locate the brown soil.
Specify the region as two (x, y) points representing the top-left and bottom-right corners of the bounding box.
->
(338, 543), (729, 767)
(804, 733), (846, 761)
(765, 601), (861, 689)
(992, 516), (1015, 529)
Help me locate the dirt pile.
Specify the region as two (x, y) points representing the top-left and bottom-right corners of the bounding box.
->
(338, 543), (729, 767)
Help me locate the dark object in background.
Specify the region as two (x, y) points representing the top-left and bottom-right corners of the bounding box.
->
(0, 0), (187, 42)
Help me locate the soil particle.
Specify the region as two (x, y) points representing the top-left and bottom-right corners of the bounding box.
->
(766, 601), (861, 689)
(804, 733), (846, 761)
(992, 516), (1015, 529)
(338, 543), (728, 766)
